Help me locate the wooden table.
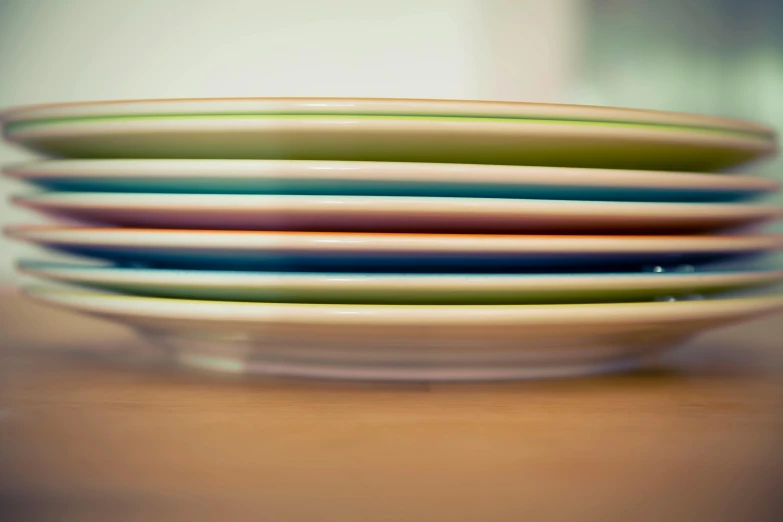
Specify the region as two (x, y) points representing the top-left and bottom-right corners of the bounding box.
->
(1, 290), (781, 522)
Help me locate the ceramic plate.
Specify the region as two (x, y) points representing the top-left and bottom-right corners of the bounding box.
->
(2, 113), (775, 172)
(1, 98), (774, 136)
(19, 259), (783, 304)
(22, 285), (783, 381)
(7, 160), (779, 202)
(14, 192), (782, 234)
(7, 226), (782, 272)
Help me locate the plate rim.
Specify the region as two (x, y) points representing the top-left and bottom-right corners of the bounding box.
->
(18, 258), (783, 292)
(4, 159), (779, 193)
(21, 284), (783, 325)
(1, 97), (774, 137)
(7, 225), (783, 254)
(15, 191), (782, 216)
(6, 115), (775, 150)
(13, 192), (783, 234)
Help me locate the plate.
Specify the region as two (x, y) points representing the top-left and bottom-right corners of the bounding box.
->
(14, 192), (782, 234)
(7, 160), (778, 202)
(2, 115), (775, 171)
(22, 285), (783, 381)
(7, 226), (782, 272)
(1, 97), (773, 136)
(19, 259), (783, 304)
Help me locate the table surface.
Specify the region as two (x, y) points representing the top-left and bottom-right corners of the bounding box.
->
(1, 289), (782, 522)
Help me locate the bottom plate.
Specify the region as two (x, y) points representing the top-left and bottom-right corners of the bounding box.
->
(22, 285), (783, 381)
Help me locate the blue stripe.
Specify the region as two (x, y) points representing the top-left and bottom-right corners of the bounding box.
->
(27, 178), (760, 203)
(47, 244), (763, 273)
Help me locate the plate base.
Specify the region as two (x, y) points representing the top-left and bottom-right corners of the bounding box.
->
(140, 329), (668, 382)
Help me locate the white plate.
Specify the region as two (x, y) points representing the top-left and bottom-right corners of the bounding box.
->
(1, 97), (773, 136)
(14, 192), (782, 234)
(2, 112), (775, 171)
(22, 285), (783, 381)
(7, 226), (782, 272)
(7, 159), (778, 202)
(19, 259), (783, 304)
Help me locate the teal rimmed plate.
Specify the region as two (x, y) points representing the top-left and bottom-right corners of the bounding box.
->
(5, 159), (779, 202)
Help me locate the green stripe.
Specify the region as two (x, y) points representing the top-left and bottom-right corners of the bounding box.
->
(6, 113), (772, 140)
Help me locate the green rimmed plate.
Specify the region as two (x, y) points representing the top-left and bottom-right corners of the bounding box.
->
(1, 98), (776, 170)
(18, 260), (783, 304)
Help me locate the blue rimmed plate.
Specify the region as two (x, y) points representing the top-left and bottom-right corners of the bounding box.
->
(7, 226), (782, 273)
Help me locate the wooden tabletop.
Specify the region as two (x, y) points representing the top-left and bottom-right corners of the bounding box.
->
(1, 289), (781, 522)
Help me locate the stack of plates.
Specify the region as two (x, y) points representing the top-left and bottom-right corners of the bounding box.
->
(3, 98), (783, 381)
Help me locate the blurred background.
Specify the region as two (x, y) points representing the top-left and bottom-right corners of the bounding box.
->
(0, 0), (781, 282)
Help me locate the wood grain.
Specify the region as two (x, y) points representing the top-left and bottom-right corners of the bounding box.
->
(1, 291), (781, 522)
